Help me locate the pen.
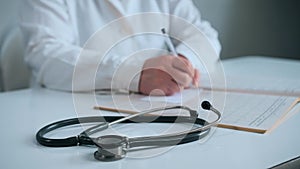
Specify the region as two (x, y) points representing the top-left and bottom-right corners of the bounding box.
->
(161, 28), (178, 56)
(161, 28), (198, 88)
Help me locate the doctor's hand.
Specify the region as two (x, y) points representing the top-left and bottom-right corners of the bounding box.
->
(139, 55), (199, 96)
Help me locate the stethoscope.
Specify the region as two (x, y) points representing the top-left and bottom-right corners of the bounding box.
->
(36, 101), (221, 162)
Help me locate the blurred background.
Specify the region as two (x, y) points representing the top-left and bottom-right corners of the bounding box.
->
(0, 0), (300, 91)
(194, 0), (300, 59)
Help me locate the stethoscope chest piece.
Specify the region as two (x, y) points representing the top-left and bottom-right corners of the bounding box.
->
(94, 135), (128, 161)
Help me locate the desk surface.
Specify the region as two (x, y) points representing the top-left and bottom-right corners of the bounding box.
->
(1, 56), (300, 169)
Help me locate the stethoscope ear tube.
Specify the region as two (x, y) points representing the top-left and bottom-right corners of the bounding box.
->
(36, 101), (221, 147)
(127, 117), (209, 148)
(36, 117), (121, 147)
(36, 118), (87, 147)
(128, 128), (210, 148)
(36, 117), (115, 147)
(36, 116), (209, 147)
(36, 101), (221, 162)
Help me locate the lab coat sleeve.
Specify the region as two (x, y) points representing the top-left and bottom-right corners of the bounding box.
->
(169, 0), (221, 74)
(19, 0), (78, 91)
(19, 0), (136, 92)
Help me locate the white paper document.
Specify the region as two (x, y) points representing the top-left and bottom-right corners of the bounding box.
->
(201, 75), (300, 97)
(95, 89), (202, 116)
(95, 89), (299, 134)
(215, 91), (299, 133)
(140, 89), (202, 104)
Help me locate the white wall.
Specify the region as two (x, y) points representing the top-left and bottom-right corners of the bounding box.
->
(0, 0), (29, 91)
(0, 0), (20, 43)
(193, 0), (300, 59)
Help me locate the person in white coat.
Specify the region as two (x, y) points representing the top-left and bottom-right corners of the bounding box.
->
(19, 0), (221, 96)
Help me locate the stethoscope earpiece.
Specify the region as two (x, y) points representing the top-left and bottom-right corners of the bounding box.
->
(201, 101), (212, 110)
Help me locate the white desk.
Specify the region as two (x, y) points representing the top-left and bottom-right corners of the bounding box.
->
(1, 56), (300, 169)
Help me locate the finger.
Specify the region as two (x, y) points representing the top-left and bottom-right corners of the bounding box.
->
(164, 80), (182, 96)
(172, 57), (194, 78)
(148, 80), (181, 96)
(139, 68), (181, 96)
(148, 89), (166, 96)
(193, 69), (200, 87)
(165, 67), (193, 87)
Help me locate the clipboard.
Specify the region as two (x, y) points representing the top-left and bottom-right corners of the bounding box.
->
(94, 89), (300, 134)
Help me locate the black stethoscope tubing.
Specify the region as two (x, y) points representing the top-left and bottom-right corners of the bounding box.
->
(36, 116), (209, 148)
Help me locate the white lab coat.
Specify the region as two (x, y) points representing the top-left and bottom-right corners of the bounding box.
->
(19, 0), (221, 92)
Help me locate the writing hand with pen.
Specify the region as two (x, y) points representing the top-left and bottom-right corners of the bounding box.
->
(139, 28), (199, 96)
(139, 55), (199, 96)
(139, 54), (199, 96)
